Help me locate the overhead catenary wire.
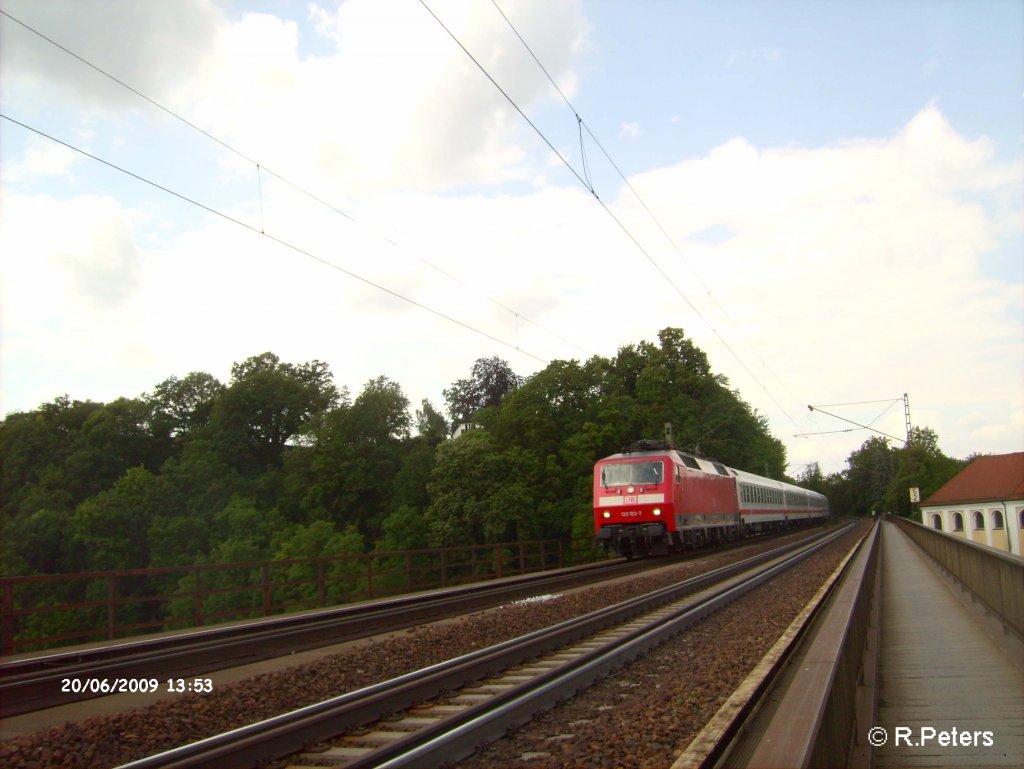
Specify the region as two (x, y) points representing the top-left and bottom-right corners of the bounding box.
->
(0, 8), (356, 225)
(0, 112), (549, 365)
(806, 403), (907, 445)
(421, 0), (760, 374)
(444, 0), (846, 469)
(487, 1), (837, 432)
(0, 7), (597, 362)
(815, 399), (902, 408)
(797, 397), (905, 442)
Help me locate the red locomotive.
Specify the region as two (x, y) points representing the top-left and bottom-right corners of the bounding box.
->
(594, 440), (829, 557)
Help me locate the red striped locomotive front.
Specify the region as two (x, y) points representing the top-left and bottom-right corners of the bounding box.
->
(593, 452), (674, 556)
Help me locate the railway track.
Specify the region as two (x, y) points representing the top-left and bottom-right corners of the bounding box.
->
(1, 555), (652, 718)
(114, 523), (857, 769)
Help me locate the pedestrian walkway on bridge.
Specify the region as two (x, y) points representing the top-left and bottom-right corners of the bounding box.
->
(874, 520), (1023, 767)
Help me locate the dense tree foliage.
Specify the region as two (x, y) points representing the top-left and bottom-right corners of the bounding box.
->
(443, 355), (522, 433)
(821, 426), (967, 519)
(1, 329), (969, 604)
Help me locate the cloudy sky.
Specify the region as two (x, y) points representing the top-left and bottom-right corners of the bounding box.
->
(1, 0), (1021, 475)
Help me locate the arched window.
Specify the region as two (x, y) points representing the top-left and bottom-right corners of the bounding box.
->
(952, 513), (964, 531)
(931, 514), (942, 531)
(972, 511), (985, 530)
(991, 510), (1004, 530)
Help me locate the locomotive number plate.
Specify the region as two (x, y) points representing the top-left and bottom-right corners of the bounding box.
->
(623, 495), (638, 504)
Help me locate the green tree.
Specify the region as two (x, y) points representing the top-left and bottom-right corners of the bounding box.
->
(886, 427), (966, 518)
(211, 352), (341, 472)
(424, 430), (539, 546)
(148, 371), (225, 439)
(301, 377), (410, 539)
(375, 504), (430, 553)
(64, 397), (170, 501)
(844, 436), (897, 516)
(493, 358), (605, 458)
(145, 439), (242, 567)
(272, 520), (366, 606)
(443, 356), (522, 432)
(210, 495), (285, 554)
(795, 462), (826, 492)
(0, 396), (103, 518)
(1, 508), (79, 576)
(415, 399), (449, 445)
(72, 466), (159, 571)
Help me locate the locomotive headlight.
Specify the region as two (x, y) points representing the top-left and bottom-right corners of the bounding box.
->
(602, 511), (611, 519)
(653, 508), (662, 516)
(627, 486), (635, 494)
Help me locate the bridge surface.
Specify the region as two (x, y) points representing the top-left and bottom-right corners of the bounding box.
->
(874, 520), (1023, 767)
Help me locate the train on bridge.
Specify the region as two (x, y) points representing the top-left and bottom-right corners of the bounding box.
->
(594, 440), (829, 557)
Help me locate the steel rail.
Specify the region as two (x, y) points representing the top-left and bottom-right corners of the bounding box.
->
(362, 524), (856, 769)
(114, 524), (854, 769)
(0, 555), (643, 717)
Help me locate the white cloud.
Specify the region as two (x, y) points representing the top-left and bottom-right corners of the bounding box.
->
(619, 121), (640, 138)
(1, 134), (80, 181)
(2, 0), (588, 198)
(182, 0), (589, 196)
(613, 106), (1022, 469)
(1, 192), (143, 314)
(0, 0), (222, 111)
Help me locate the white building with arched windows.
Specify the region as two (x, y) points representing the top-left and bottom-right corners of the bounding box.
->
(920, 452), (1024, 556)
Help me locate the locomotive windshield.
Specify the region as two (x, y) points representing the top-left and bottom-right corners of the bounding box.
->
(600, 461), (663, 486)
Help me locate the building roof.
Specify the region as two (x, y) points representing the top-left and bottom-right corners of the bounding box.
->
(921, 452), (1024, 506)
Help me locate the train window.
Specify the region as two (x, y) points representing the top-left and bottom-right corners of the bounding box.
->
(712, 462), (729, 476)
(676, 453), (702, 470)
(600, 461), (663, 486)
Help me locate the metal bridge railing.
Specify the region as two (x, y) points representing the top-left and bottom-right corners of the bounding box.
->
(1, 537), (603, 655)
(887, 513), (1023, 639)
